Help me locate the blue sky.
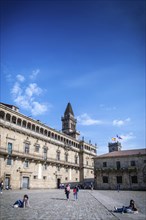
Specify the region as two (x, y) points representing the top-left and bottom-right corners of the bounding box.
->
(1, 0), (145, 154)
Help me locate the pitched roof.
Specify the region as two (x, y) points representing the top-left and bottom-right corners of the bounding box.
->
(0, 102), (19, 110)
(95, 148), (146, 158)
(64, 102), (74, 116)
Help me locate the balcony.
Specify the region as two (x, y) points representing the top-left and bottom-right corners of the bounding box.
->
(95, 167), (138, 173)
(0, 147), (79, 168)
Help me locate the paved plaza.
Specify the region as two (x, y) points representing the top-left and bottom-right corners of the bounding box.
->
(0, 189), (146, 220)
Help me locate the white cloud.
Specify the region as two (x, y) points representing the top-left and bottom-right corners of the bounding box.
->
(14, 95), (31, 110)
(112, 118), (131, 127)
(120, 132), (135, 142)
(11, 73), (48, 116)
(31, 102), (48, 116)
(25, 83), (42, 97)
(16, 74), (25, 82)
(77, 113), (103, 126)
(30, 69), (40, 80)
(11, 82), (22, 96)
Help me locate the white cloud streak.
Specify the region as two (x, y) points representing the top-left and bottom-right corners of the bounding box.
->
(77, 113), (103, 126)
(120, 132), (135, 142)
(112, 118), (131, 127)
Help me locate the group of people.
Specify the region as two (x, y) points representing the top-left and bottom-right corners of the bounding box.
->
(1, 180), (139, 215)
(64, 184), (79, 201)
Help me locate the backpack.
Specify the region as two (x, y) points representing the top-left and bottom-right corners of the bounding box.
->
(73, 188), (77, 193)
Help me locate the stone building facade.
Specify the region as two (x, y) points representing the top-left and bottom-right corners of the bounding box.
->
(0, 102), (96, 189)
(94, 142), (146, 190)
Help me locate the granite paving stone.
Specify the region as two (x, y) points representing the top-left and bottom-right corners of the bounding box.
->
(0, 189), (145, 220)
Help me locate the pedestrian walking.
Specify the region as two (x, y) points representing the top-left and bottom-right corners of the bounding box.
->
(73, 185), (79, 200)
(0, 181), (4, 194)
(65, 184), (70, 201)
(117, 184), (120, 192)
(90, 182), (93, 191)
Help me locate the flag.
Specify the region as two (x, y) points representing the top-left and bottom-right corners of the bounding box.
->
(116, 135), (122, 139)
(112, 137), (116, 141)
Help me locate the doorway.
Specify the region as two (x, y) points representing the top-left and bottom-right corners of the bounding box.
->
(5, 176), (10, 189)
(22, 177), (29, 189)
(57, 178), (61, 188)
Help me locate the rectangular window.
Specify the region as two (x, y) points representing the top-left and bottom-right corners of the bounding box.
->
(43, 164), (47, 170)
(75, 156), (78, 164)
(117, 176), (122, 184)
(131, 161), (136, 166)
(66, 168), (68, 172)
(103, 162), (107, 167)
(8, 142), (12, 154)
(43, 176), (47, 180)
(57, 152), (60, 161)
(57, 166), (60, 171)
(116, 161), (121, 170)
(24, 160), (29, 168)
(7, 157), (12, 165)
(24, 143), (29, 154)
(102, 176), (108, 183)
(43, 148), (47, 160)
(35, 145), (40, 152)
(34, 175), (37, 179)
(131, 176), (138, 184)
(65, 154), (68, 162)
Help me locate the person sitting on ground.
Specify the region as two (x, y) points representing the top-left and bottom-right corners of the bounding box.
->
(13, 194), (30, 208)
(114, 199), (138, 214)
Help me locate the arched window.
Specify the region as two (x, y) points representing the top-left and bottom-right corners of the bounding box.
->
(32, 124), (35, 131)
(40, 128), (44, 134)
(48, 131), (50, 137)
(6, 113), (11, 122)
(44, 130), (48, 136)
(17, 118), (22, 126)
(27, 122), (31, 129)
(36, 126), (39, 133)
(12, 116), (16, 124)
(0, 111), (5, 119)
(22, 120), (26, 128)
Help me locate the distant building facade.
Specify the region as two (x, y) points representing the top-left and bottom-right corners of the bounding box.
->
(0, 102), (96, 189)
(94, 142), (146, 190)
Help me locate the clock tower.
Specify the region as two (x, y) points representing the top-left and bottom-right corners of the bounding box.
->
(61, 103), (80, 139)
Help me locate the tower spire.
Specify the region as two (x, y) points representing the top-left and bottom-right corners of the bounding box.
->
(61, 103), (80, 139)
